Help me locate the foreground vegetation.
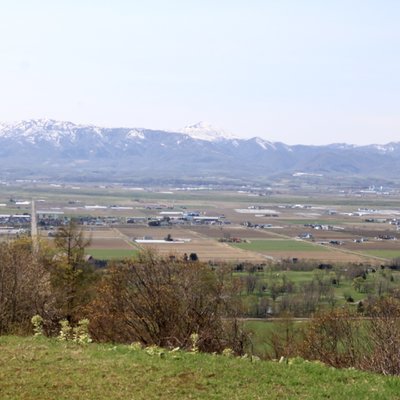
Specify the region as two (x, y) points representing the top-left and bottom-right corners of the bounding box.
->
(4, 223), (400, 378)
(2, 335), (400, 400)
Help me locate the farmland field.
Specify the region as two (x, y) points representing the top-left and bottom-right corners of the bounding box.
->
(2, 182), (400, 264)
(362, 250), (400, 259)
(87, 248), (138, 259)
(4, 182), (400, 327)
(231, 239), (372, 263)
(233, 239), (326, 252)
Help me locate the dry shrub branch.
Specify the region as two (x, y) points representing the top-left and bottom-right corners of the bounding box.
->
(87, 250), (246, 353)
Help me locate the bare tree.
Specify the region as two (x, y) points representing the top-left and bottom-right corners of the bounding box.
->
(87, 250), (246, 353)
(0, 238), (51, 334)
(363, 297), (400, 375)
(300, 308), (364, 368)
(50, 220), (95, 323)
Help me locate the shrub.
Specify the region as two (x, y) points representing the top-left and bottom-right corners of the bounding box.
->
(362, 297), (400, 375)
(58, 319), (72, 341)
(87, 250), (246, 354)
(31, 315), (44, 337)
(0, 238), (52, 335)
(300, 308), (364, 369)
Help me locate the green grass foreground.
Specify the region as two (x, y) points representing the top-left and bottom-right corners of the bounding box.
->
(1, 336), (400, 400)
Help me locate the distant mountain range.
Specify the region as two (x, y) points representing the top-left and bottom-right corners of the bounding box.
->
(1, 119), (399, 184)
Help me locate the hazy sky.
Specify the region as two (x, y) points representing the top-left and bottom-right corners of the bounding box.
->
(1, 1), (399, 145)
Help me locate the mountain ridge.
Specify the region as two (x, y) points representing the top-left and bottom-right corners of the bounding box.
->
(0, 119), (399, 183)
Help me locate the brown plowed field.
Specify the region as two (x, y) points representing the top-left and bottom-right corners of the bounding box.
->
(136, 239), (266, 263)
(88, 238), (134, 250)
(187, 226), (282, 239)
(342, 240), (400, 251)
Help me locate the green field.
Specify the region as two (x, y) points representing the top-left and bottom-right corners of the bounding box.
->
(236, 270), (319, 284)
(233, 239), (326, 252)
(86, 248), (138, 260)
(1, 336), (400, 400)
(286, 269), (368, 301)
(362, 250), (400, 260)
(281, 269), (368, 302)
(235, 266), (389, 318)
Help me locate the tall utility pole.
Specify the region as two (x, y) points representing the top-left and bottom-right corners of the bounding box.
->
(31, 199), (38, 253)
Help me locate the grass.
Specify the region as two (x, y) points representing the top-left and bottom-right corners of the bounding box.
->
(362, 250), (400, 260)
(244, 319), (307, 357)
(279, 270), (317, 283)
(86, 248), (138, 260)
(235, 268), (373, 312)
(281, 269), (366, 303)
(233, 239), (327, 252)
(1, 336), (400, 399)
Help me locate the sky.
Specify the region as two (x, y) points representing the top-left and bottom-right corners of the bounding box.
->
(0, 0), (399, 145)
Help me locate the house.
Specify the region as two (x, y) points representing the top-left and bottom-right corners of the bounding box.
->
(298, 233), (313, 239)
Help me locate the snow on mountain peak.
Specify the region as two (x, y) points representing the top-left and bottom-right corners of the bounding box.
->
(180, 121), (238, 142)
(370, 143), (396, 153)
(0, 119), (102, 145)
(255, 137), (276, 150)
(127, 129), (145, 140)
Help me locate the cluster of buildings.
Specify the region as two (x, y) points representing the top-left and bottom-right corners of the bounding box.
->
(241, 221), (273, 229)
(139, 211), (228, 227)
(0, 214), (31, 236)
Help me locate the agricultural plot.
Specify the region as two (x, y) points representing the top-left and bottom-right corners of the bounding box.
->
(234, 239), (324, 252)
(232, 239), (371, 263)
(82, 228), (139, 259)
(362, 250), (400, 259)
(114, 226), (266, 262)
(88, 238), (134, 250)
(116, 226), (200, 240)
(87, 248), (138, 259)
(188, 225), (282, 239)
(5, 182), (400, 264)
(136, 237), (266, 263)
(343, 240), (399, 252)
(84, 228), (134, 246)
(271, 226), (357, 241)
(338, 237), (400, 261)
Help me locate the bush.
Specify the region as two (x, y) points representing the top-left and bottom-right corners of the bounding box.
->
(0, 238), (52, 335)
(362, 297), (400, 375)
(87, 250), (247, 354)
(300, 308), (364, 368)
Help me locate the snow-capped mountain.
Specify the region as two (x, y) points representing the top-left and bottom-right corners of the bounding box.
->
(0, 119), (105, 147)
(1, 119), (400, 183)
(179, 122), (238, 142)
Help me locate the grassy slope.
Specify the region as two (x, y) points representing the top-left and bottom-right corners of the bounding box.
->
(1, 336), (400, 400)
